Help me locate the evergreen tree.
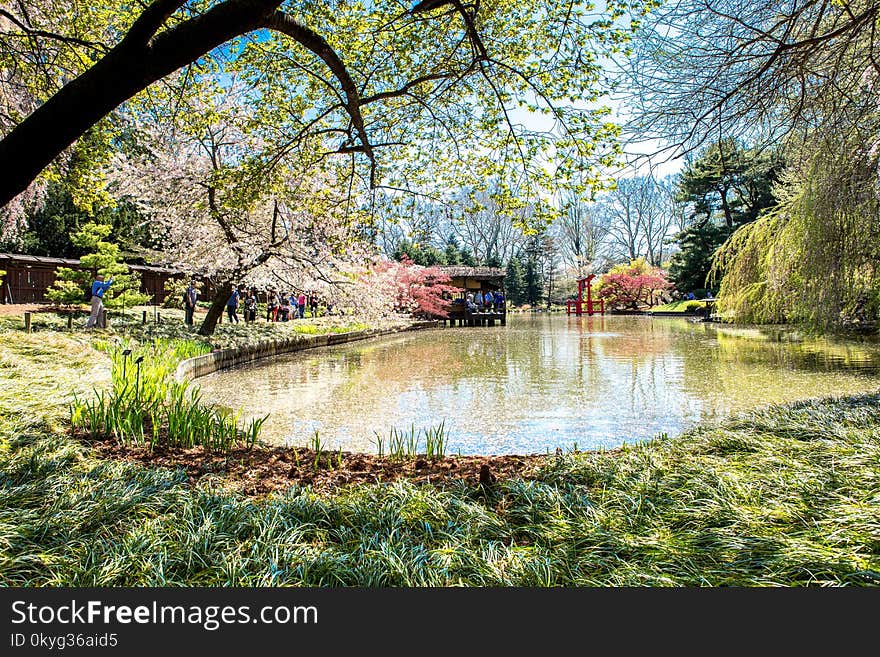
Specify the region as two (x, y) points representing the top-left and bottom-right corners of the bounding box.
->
(392, 238), (446, 266)
(668, 222), (730, 295)
(670, 141), (783, 294)
(459, 247), (477, 267)
(415, 245), (446, 266)
(522, 233), (545, 306)
(524, 256), (542, 306)
(0, 179), (157, 258)
(444, 235), (461, 265)
(391, 238), (417, 263)
(505, 257), (526, 305)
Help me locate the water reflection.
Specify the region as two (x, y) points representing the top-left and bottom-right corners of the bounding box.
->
(197, 315), (880, 454)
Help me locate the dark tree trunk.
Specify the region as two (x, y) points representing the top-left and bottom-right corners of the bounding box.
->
(199, 282), (232, 336)
(0, 0), (281, 208)
(719, 185), (734, 228)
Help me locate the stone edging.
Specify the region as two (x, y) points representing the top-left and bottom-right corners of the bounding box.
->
(175, 320), (440, 383)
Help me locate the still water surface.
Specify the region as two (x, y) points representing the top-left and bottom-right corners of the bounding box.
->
(198, 314), (880, 454)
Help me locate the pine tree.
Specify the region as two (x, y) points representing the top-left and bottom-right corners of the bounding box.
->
(393, 238), (446, 266)
(45, 222), (151, 318)
(485, 253), (503, 268)
(524, 256), (541, 306)
(392, 238), (417, 262)
(444, 235), (461, 265)
(505, 258), (526, 305)
(668, 222), (730, 295)
(522, 233), (545, 306)
(671, 140), (783, 295)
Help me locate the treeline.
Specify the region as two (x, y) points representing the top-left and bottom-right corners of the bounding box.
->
(0, 177), (162, 264)
(623, 0), (880, 332)
(377, 139), (784, 310)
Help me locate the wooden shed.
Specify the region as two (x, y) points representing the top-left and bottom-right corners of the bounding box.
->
(0, 252), (181, 305)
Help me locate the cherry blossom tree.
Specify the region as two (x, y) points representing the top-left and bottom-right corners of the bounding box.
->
(107, 83), (376, 335)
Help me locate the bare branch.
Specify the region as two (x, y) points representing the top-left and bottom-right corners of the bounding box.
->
(0, 9), (110, 53)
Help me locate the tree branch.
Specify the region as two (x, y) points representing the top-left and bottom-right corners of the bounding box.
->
(265, 11), (376, 182)
(120, 0), (190, 48)
(0, 9), (110, 53)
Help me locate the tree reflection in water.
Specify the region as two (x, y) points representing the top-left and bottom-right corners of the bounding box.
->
(198, 315), (880, 455)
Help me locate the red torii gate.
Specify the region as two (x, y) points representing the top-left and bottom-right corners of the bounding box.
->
(565, 274), (604, 316)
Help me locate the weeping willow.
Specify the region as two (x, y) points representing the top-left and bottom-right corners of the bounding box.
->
(712, 126), (880, 331)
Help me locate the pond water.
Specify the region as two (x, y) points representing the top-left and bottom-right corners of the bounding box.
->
(197, 314), (880, 454)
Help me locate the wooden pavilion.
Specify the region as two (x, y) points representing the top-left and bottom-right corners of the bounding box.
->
(435, 265), (507, 326)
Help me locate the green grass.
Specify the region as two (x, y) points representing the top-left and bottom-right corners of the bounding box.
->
(70, 338), (264, 453)
(1, 325), (879, 586)
(373, 422), (449, 460)
(649, 300), (708, 313)
(0, 305), (393, 351)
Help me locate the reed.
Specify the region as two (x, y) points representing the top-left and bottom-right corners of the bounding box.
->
(377, 422), (448, 460)
(424, 420), (448, 460)
(309, 431), (325, 471)
(372, 432), (385, 458)
(69, 341), (264, 454)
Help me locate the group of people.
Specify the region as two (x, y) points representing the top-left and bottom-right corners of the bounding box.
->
(223, 285), (261, 324)
(465, 289), (505, 313)
(264, 289), (326, 322)
(223, 286), (328, 324)
(83, 276), (331, 329)
(684, 291), (713, 301)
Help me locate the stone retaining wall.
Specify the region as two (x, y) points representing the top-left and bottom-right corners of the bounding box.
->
(175, 320), (439, 383)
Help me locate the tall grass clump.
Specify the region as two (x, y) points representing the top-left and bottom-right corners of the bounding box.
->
(375, 421), (448, 460)
(70, 341), (265, 453)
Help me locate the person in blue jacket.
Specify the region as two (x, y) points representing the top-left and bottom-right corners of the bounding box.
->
(86, 273), (114, 329)
(226, 285), (242, 323)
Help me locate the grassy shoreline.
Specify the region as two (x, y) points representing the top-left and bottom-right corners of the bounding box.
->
(648, 299), (706, 313)
(1, 319), (879, 585)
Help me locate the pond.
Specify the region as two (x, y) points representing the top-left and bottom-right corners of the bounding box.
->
(197, 314), (880, 455)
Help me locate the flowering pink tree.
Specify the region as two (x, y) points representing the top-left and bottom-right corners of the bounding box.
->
(362, 257), (458, 319)
(596, 258), (673, 309)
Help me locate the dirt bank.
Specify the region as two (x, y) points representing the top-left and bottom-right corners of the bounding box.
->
(88, 438), (564, 496)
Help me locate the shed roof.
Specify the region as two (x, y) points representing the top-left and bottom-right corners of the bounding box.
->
(435, 265), (505, 280)
(0, 252), (79, 266)
(0, 252), (178, 274)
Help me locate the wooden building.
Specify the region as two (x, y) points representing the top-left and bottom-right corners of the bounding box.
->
(435, 265), (507, 326)
(0, 252), (182, 305)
